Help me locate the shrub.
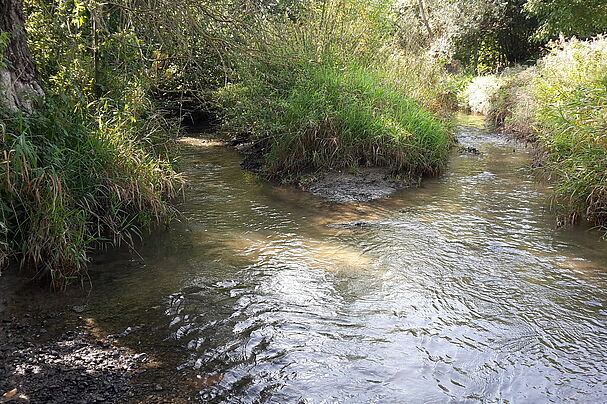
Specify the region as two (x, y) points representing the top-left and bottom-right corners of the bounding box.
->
(220, 62), (451, 180)
(460, 36), (607, 234)
(0, 0), (191, 286)
(486, 67), (538, 138)
(459, 74), (507, 115)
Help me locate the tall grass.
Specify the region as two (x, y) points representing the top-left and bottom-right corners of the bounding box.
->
(218, 0), (453, 182)
(0, 0), (186, 287)
(0, 94), (181, 288)
(533, 37), (607, 229)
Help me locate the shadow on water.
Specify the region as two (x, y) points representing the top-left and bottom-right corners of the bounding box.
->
(10, 114), (606, 403)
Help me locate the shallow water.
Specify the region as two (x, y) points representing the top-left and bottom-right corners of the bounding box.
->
(89, 115), (607, 403)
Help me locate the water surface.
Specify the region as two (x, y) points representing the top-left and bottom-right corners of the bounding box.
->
(89, 115), (607, 403)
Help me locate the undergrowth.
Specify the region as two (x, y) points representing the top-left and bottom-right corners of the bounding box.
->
(220, 62), (451, 181)
(534, 37), (607, 230)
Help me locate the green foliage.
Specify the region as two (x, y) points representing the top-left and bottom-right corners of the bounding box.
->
(487, 67), (538, 137)
(391, 0), (607, 74)
(0, 31), (8, 69)
(0, 0), (186, 286)
(533, 37), (607, 230)
(220, 63), (451, 180)
(218, 0), (453, 181)
(396, 0), (540, 73)
(524, 0), (607, 41)
(461, 36), (607, 233)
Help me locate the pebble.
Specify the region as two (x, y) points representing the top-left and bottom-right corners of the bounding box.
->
(72, 305), (87, 313)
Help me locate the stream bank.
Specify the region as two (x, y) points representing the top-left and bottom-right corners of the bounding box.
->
(0, 278), (198, 403)
(231, 137), (420, 203)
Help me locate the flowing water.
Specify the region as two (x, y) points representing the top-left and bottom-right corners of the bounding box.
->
(87, 115), (606, 403)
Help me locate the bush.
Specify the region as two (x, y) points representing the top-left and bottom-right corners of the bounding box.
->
(486, 67), (538, 138)
(459, 74), (507, 115)
(219, 62), (451, 180)
(1, 0), (186, 287)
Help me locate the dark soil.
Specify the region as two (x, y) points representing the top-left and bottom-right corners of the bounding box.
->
(0, 315), (144, 403)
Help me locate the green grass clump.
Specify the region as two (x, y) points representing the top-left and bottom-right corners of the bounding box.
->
(219, 61), (451, 181)
(217, 0), (452, 182)
(218, 0), (455, 182)
(0, 95), (181, 288)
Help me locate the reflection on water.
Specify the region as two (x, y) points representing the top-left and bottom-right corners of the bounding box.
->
(90, 115), (607, 403)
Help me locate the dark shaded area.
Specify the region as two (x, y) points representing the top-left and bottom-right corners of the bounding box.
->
(153, 91), (221, 134)
(0, 316), (144, 403)
(179, 105), (221, 134)
(228, 137), (269, 174)
(452, 0), (541, 72)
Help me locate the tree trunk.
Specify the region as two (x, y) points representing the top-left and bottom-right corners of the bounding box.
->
(0, 0), (43, 113)
(418, 0), (433, 38)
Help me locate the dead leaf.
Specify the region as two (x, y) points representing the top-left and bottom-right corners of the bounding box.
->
(2, 389), (17, 398)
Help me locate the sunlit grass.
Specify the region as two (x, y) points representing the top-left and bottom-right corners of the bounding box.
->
(534, 37), (607, 232)
(0, 96), (181, 288)
(219, 60), (452, 181)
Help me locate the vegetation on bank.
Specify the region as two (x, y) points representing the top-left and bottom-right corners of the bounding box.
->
(1, 0), (607, 287)
(0, 97), (180, 288)
(217, 1), (454, 182)
(0, 0), (188, 287)
(460, 37), (607, 233)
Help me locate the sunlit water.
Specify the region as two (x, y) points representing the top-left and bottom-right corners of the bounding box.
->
(89, 115), (607, 403)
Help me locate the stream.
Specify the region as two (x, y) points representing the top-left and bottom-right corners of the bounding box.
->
(59, 115), (607, 402)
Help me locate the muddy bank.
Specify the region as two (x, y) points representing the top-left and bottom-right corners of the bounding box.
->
(302, 168), (415, 203)
(227, 138), (416, 202)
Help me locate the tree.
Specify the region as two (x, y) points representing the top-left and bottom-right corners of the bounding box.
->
(418, 0), (433, 37)
(406, 0), (539, 71)
(0, 0), (43, 112)
(524, 0), (607, 41)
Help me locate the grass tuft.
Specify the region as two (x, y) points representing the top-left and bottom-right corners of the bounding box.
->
(217, 0), (454, 183)
(0, 95), (181, 289)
